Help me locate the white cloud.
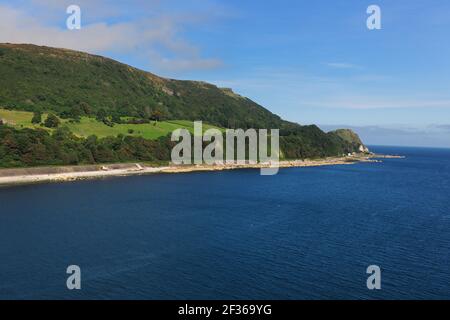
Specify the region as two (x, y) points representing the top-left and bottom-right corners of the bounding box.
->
(155, 56), (223, 71)
(0, 2), (222, 72)
(303, 97), (450, 110)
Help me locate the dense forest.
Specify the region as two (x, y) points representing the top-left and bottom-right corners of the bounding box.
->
(0, 125), (174, 168)
(0, 124), (358, 168)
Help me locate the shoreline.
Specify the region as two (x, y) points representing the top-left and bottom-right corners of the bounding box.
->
(0, 154), (397, 187)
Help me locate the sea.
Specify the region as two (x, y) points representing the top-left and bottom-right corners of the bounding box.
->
(0, 146), (449, 300)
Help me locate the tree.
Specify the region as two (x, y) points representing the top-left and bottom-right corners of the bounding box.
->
(44, 114), (60, 128)
(32, 111), (42, 124)
(150, 109), (163, 122)
(102, 118), (114, 127)
(53, 126), (71, 141)
(79, 102), (92, 115)
(96, 109), (108, 122)
(111, 114), (122, 124)
(70, 105), (83, 120)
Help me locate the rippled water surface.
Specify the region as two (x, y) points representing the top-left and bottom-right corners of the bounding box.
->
(1, 146), (450, 299)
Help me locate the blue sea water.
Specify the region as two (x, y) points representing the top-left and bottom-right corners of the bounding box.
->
(0, 146), (450, 300)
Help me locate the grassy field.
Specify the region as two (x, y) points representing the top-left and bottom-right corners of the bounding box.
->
(0, 109), (37, 129)
(0, 109), (222, 140)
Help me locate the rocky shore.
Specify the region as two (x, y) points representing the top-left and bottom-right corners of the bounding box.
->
(0, 153), (392, 187)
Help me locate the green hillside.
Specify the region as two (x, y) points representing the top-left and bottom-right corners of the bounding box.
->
(0, 43), (367, 168)
(0, 43), (279, 130)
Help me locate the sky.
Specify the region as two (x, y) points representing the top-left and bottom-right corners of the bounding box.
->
(1, 0), (450, 147)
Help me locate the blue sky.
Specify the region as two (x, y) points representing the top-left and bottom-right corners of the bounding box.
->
(1, 0), (450, 146)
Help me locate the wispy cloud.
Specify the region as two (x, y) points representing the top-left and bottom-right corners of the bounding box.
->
(303, 97), (450, 110)
(433, 124), (450, 132)
(210, 66), (450, 113)
(320, 124), (450, 148)
(326, 62), (360, 69)
(0, 1), (223, 72)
